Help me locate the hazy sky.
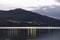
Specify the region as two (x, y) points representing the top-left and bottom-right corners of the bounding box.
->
(0, 0), (60, 10)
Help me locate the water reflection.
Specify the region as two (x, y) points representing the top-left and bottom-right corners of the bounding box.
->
(0, 29), (60, 40)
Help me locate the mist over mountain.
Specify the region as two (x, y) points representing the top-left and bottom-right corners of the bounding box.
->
(33, 5), (60, 20)
(0, 8), (60, 27)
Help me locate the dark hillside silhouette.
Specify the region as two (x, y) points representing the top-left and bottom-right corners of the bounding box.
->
(0, 9), (60, 27)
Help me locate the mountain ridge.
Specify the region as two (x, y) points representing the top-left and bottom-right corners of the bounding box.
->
(0, 8), (60, 26)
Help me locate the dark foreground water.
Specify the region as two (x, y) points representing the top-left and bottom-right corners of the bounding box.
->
(0, 29), (60, 40)
(29, 29), (60, 40)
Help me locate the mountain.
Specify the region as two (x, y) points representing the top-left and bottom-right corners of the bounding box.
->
(0, 8), (60, 27)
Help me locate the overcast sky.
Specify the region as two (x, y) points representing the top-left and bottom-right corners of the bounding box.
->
(0, 0), (60, 10)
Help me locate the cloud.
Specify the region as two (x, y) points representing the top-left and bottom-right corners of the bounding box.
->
(0, 0), (60, 10)
(33, 5), (60, 20)
(0, 4), (16, 10)
(55, 0), (60, 3)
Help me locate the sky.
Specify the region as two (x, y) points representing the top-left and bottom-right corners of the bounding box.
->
(0, 0), (60, 20)
(0, 0), (60, 10)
